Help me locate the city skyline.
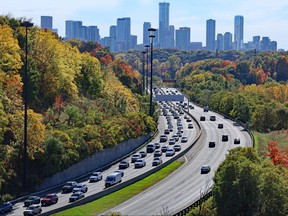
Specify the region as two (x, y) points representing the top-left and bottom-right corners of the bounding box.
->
(1, 0), (288, 50)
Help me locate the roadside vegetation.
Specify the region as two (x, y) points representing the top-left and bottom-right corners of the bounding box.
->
(0, 15), (156, 200)
(53, 161), (183, 216)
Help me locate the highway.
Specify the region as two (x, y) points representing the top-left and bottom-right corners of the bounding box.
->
(8, 89), (201, 216)
(106, 88), (253, 215)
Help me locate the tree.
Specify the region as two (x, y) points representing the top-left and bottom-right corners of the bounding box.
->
(230, 93), (251, 123)
(276, 56), (288, 82)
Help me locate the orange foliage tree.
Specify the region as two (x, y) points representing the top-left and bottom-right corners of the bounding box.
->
(263, 140), (288, 167)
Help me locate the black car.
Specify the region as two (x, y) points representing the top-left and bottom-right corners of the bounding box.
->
(62, 181), (77, 193)
(200, 116), (205, 121)
(218, 123), (224, 129)
(0, 202), (12, 214)
(24, 196), (41, 207)
(222, 135), (229, 142)
(210, 116), (216, 121)
(234, 138), (241, 144)
(209, 141), (216, 148)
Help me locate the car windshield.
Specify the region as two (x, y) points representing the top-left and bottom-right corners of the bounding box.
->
(106, 177), (115, 181)
(46, 195), (53, 198)
(75, 185), (83, 188)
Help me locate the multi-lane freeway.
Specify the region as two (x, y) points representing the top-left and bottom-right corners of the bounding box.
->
(8, 87), (253, 216)
(9, 88), (202, 216)
(106, 88), (253, 215)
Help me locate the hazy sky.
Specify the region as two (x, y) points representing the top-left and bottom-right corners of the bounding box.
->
(1, 0), (288, 49)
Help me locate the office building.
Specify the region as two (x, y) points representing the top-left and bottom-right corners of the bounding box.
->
(261, 37), (270, 51)
(143, 22), (151, 45)
(234, 15), (244, 50)
(224, 32), (233, 50)
(41, 16), (52, 30)
(216, 33), (224, 51)
(253, 36), (260, 51)
(176, 27), (190, 50)
(159, 2), (170, 48)
(116, 17), (131, 51)
(206, 19), (216, 51)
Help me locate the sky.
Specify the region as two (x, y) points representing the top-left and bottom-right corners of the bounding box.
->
(1, 0), (288, 50)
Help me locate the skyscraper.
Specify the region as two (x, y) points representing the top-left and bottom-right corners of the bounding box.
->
(216, 33), (224, 51)
(116, 17), (131, 51)
(41, 16), (52, 30)
(143, 22), (151, 45)
(159, 2), (170, 48)
(234, 15), (244, 50)
(206, 19), (216, 51)
(176, 27), (190, 50)
(65, 20), (74, 40)
(224, 32), (233, 50)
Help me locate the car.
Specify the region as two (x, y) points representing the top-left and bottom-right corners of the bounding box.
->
(73, 183), (88, 193)
(201, 165), (211, 174)
(114, 170), (124, 177)
(181, 136), (188, 143)
(164, 129), (170, 134)
(176, 131), (183, 137)
(0, 202), (12, 214)
(139, 151), (147, 158)
(209, 141), (216, 148)
(23, 204), (42, 216)
(168, 124), (173, 131)
(146, 143), (156, 153)
(210, 116), (216, 121)
(200, 116), (206, 121)
(169, 138), (176, 145)
(186, 118), (192, 122)
(234, 138), (241, 144)
(189, 104), (194, 109)
(160, 135), (168, 142)
(134, 159), (146, 168)
(188, 123), (194, 129)
(119, 160), (130, 169)
(154, 142), (160, 149)
(24, 196), (41, 207)
(131, 154), (141, 163)
(154, 150), (162, 157)
(222, 135), (229, 142)
(161, 145), (169, 152)
(62, 181), (77, 193)
(89, 171), (103, 182)
(172, 134), (179, 142)
(218, 123), (224, 129)
(41, 193), (58, 206)
(69, 191), (85, 202)
(152, 157), (163, 166)
(203, 106), (209, 112)
(166, 148), (175, 156)
(173, 144), (181, 151)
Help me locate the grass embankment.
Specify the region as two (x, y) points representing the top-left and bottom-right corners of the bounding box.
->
(253, 130), (288, 153)
(53, 161), (183, 216)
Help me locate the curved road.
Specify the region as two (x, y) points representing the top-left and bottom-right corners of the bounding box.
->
(8, 91), (200, 216)
(106, 88), (253, 215)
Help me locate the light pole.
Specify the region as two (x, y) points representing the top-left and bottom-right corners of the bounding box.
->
(145, 45), (150, 94)
(141, 51), (146, 95)
(20, 21), (33, 190)
(148, 28), (156, 117)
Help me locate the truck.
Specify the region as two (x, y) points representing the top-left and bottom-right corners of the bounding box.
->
(105, 172), (122, 188)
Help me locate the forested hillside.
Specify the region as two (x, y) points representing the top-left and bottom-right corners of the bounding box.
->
(0, 16), (156, 200)
(119, 49), (288, 132)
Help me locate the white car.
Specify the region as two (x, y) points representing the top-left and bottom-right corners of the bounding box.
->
(89, 172), (102, 182)
(166, 148), (175, 156)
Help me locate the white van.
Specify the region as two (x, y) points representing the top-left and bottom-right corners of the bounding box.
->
(105, 172), (122, 188)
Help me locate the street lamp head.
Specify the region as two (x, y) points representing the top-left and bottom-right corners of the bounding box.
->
(20, 21), (34, 27)
(148, 28), (156, 37)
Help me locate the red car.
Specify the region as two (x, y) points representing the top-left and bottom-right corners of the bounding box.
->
(41, 193), (58, 206)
